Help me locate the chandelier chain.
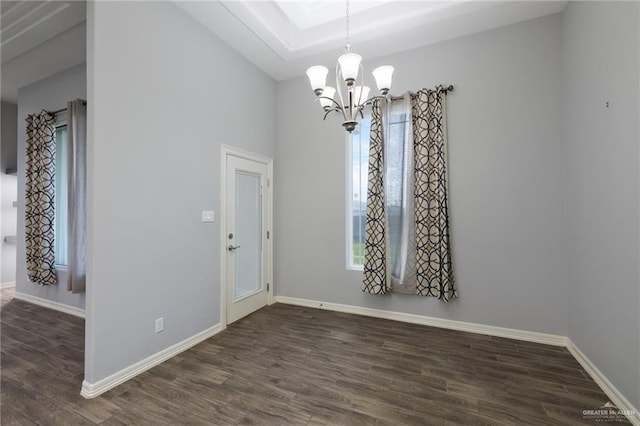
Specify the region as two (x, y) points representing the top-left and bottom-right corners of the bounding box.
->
(345, 0), (351, 51)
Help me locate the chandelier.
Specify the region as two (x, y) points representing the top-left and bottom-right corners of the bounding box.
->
(305, 0), (394, 133)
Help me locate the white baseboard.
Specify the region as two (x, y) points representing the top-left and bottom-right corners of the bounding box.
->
(1, 281), (16, 289)
(275, 295), (638, 425)
(81, 323), (224, 399)
(274, 295), (566, 346)
(13, 291), (85, 318)
(566, 339), (640, 425)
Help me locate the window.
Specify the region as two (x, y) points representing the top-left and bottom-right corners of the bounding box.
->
(347, 102), (411, 270)
(54, 124), (68, 266)
(347, 116), (371, 269)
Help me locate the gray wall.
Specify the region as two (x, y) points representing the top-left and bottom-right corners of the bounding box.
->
(86, 1), (276, 383)
(563, 2), (640, 409)
(16, 63), (87, 309)
(275, 14), (568, 335)
(1, 101), (18, 173)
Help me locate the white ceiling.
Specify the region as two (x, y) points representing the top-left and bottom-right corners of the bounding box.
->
(0, 0), (567, 103)
(175, 0), (568, 82)
(1, 0), (86, 103)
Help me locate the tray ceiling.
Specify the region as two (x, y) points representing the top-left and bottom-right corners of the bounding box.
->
(175, 1), (567, 81)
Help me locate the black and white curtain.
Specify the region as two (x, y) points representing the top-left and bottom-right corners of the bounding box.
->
(362, 86), (456, 301)
(362, 98), (389, 295)
(25, 111), (58, 285)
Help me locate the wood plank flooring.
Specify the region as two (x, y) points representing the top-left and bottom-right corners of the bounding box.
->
(1, 289), (628, 425)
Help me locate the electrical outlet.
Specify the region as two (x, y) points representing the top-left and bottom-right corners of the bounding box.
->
(155, 318), (164, 333)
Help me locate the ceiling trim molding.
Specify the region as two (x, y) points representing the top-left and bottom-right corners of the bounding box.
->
(1, 2), (70, 46)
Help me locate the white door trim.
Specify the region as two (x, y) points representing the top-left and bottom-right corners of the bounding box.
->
(219, 145), (274, 328)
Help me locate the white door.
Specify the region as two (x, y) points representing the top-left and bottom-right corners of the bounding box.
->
(225, 155), (269, 324)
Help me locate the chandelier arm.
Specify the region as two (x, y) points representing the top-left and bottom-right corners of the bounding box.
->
(347, 90), (354, 122)
(318, 96), (344, 110)
(324, 105), (345, 120)
(356, 63), (365, 107)
(343, 62), (364, 123)
(323, 109), (339, 121)
(357, 107), (364, 120)
(361, 94), (385, 106)
(335, 66), (349, 122)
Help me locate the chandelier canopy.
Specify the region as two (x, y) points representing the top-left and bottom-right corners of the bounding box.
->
(306, 0), (394, 133)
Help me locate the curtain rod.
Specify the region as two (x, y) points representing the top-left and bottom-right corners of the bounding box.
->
(46, 100), (87, 116)
(389, 85), (454, 101)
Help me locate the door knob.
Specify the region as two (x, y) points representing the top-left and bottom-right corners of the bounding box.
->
(228, 245), (241, 251)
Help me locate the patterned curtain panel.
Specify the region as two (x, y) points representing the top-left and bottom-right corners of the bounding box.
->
(67, 99), (87, 293)
(362, 86), (456, 301)
(362, 99), (390, 295)
(413, 87), (456, 301)
(25, 111), (58, 285)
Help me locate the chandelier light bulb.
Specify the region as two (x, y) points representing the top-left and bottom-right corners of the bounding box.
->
(372, 65), (394, 95)
(353, 86), (370, 107)
(306, 66), (329, 96)
(319, 87), (336, 111)
(338, 52), (362, 86)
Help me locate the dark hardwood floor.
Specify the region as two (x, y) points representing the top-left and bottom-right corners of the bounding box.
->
(1, 288), (627, 425)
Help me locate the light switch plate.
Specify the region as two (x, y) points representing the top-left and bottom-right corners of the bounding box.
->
(201, 210), (215, 222)
(155, 318), (164, 333)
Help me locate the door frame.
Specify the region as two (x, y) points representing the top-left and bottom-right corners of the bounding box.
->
(219, 145), (274, 328)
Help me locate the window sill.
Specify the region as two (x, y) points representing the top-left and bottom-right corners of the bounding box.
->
(55, 265), (68, 273)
